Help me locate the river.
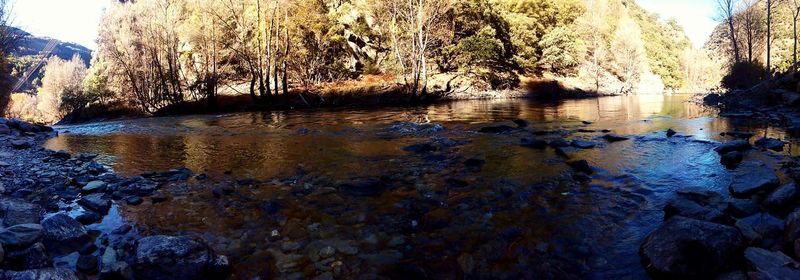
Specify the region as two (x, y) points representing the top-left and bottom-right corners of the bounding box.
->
(42, 95), (795, 279)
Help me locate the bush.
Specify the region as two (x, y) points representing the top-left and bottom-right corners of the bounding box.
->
(721, 61), (766, 90)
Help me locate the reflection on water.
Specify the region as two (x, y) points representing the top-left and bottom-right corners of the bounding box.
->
(43, 95), (798, 279)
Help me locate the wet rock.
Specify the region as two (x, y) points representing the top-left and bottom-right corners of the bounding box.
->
(720, 151), (743, 167)
(402, 143), (437, 154)
(5, 242), (50, 270)
(735, 213), (784, 246)
(755, 137), (785, 152)
(479, 125), (515, 134)
(0, 199), (43, 226)
(125, 196), (143, 206)
(82, 180), (107, 193)
(549, 139), (570, 148)
(744, 247), (800, 279)
(520, 138), (547, 149)
(602, 134), (629, 142)
(77, 254), (99, 274)
(10, 140), (31, 149)
(0, 124), (10, 135)
(513, 119), (529, 128)
(80, 193), (112, 214)
(566, 160), (593, 174)
(0, 224), (43, 248)
(0, 268), (80, 280)
(640, 216), (743, 278)
(150, 191), (168, 203)
(721, 131), (754, 139)
(100, 261), (134, 280)
(41, 214), (88, 251)
(763, 182), (798, 209)
(358, 250), (403, 266)
(726, 198), (761, 218)
(715, 140), (751, 154)
(339, 178), (386, 197)
(51, 150), (71, 160)
(80, 243), (98, 255)
(133, 235), (230, 280)
(729, 162), (779, 198)
(571, 140), (597, 149)
(784, 208), (800, 241)
(664, 195), (730, 224)
(387, 122), (445, 135)
(75, 211), (103, 225)
(666, 129), (677, 137)
(112, 224), (132, 235)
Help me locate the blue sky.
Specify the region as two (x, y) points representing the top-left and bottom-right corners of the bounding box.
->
(7, 0), (718, 50)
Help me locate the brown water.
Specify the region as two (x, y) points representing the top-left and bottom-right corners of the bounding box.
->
(44, 95), (798, 279)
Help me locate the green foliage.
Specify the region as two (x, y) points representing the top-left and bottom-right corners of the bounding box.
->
(537, 26), (585, 75)
(627, 4), (691, 90)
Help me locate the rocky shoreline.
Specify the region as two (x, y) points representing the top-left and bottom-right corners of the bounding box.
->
(0, 118), (232, 279)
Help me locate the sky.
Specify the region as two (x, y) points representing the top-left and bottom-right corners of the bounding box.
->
(636, 0), (719, 48)
(6, 0), (718, 50)
(9, 0), (110, 49)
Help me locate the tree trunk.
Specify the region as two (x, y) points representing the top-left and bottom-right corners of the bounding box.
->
(728, 16), (741, 63)
(767, 0), (772, 75)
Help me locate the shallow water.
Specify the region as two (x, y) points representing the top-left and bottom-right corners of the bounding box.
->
(44, 95), (798, 279)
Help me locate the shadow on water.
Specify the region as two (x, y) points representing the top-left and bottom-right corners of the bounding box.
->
(42, 95), (799, 279)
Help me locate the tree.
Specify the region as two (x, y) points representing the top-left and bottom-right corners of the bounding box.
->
(37, 55), (87, 122)
(793, 0), (800, 71)
(718, 0), (742, 63)
(0, 0), (17, 111)
(380, 0), (453, 97)
(611, 15), (647, 94)
(537, 26), (584, 75)
(767, 0), (774, 75)
(740, 0), (765, 63)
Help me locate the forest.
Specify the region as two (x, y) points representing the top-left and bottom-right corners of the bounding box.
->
(1, 0), (716, 124)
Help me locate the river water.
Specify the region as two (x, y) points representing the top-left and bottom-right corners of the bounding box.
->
(43, 95), (797, 279)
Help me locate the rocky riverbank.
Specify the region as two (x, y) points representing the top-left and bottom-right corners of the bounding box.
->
(639, 130), (800, 278)
(0, 118), (231, 279)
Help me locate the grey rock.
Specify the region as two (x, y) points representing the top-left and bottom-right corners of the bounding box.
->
(715, 140), (751, 154)
(133, 235), (229, 280)
(82, 180), (107, 193)
(755, 137), (785, 152)
(602, 134), (629, 142)
(571, 140), (596, 149)
(744, 247), (800, 280)
(0, 199), (42, 226)
(664, 195), (730, 224)
(0, 224), (43, 248)
(10, 140), (31, 149)
(729, 161), (779, 198)
(520, 138), (547, 149)
(720, 151), (743, 167)
(763, 182), (798, 209)
(640, 216), (743, 277)
(41, 213), (88, 252)
(79, 193), (111, 214)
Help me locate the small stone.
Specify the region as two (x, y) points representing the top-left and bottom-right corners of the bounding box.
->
(601, 134), (629, 142)
(720, 151), (743, 167)
(319, 246), (336, 258)
(77, 255), (99, 274)
(715, 140), (751, 154)
(571, 140), (596, 149)
(566, 160), (593, 174)
(82, 181), (106, 193)
(75, 211), (102, 225)
(125, 196), (143, 206)
(79, 194), (111, 214)
(666, 129), (677, 137)
(520, 138), (547, 149)
(150, 191), (168, 203)
(11, 140), (31, 149)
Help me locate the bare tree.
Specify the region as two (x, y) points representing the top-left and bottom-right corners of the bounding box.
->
(766, 0), (774, 75)
(384, 0), (452, 98)
(793, 0), (800, 71)
(718, 0), (742, 63)
(0, 0), (19, 111)
(740, 0), (765, 63)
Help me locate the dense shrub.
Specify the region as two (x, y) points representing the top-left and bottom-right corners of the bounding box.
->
(721, 61), (766, 90)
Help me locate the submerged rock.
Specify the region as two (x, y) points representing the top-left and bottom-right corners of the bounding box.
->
(133, 235), (230, 280)
(640, 216), (743, 278)
(715, 140), (751, 154)
(571, 140), (596, 149)
(755, 137), (785, 152)
(339, 178), (386, 197)
(520, 138), (547, 149)
(728, 162), (779, 198)
(478, 125), (515, 134)
(601, 134), (629, 142)
(666, 129), (677, 137)
(744, 247), (800, 279)
(566, 160), (593, 174)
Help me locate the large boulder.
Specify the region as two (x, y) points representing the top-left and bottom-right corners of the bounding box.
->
(640, 216), (743, 278)
(763, 182), (798, 210)
(133, 235), (230, 280)
(0, 268), (79, 280)
(729, 161), (779, 198)
(41, 214), (88, 254)
(744, 247), (800, 279)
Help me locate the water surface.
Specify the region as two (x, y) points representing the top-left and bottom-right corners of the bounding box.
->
(45, 95), (796, 279)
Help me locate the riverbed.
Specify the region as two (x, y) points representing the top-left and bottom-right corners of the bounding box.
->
(43, 95), (797, 279)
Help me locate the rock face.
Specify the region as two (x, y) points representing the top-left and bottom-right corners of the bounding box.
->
(729, 162), (780, 198)
(0, 268), (80, 280)
(640, 216), (743, 278)
(133, 235), (229, 280)
(744, 247), (800, 279)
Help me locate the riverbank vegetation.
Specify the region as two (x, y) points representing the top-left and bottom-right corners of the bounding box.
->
(2, 0), (721, 124)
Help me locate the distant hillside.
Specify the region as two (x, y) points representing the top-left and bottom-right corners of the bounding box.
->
(8, 27), (92, 92)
